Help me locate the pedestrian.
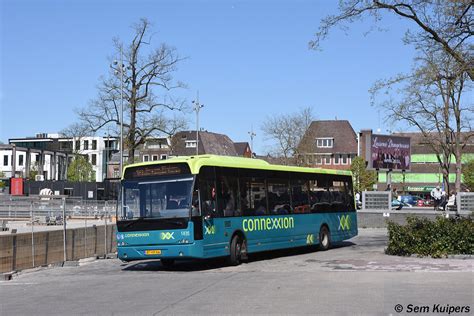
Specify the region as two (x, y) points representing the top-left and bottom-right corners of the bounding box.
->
(355, 192), (361, 209)
(430, 186), (443, 211)
(392, 188), (398, 200)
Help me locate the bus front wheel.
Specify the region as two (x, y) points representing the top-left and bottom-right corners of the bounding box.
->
(228, 235), (244, 266)
(319, 226), (331, 251)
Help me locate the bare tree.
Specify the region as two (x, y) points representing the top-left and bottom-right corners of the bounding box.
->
(312, 1), (473, 79)
(78, 18), (188, 164)
(261, 107), (314, 165)
(371, 49), (473, 193)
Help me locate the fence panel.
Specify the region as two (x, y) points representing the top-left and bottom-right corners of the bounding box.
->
(362, 191), (391, 210)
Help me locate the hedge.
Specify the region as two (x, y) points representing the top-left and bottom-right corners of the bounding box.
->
(386, 215), (474, 258)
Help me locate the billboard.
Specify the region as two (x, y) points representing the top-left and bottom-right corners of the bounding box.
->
(368, 134), (411, 171)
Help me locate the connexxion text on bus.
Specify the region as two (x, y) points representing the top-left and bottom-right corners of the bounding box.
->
(116, 155), (357, 266)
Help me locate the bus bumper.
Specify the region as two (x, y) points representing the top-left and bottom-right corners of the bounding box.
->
(117, 241), (203, 261)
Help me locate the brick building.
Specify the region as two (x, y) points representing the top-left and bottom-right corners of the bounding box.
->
(297, 120), (358, 170)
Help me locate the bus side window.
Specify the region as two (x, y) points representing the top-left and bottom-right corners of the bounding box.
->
(198, 167), (219, 218)
(291, 179), (310, 214)
(239, 177), (267, 216)
(217, 168), (241, 217)
(267, 179), (291, 215)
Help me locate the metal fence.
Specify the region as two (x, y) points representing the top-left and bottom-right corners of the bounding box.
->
(457, 192), (474, 214)
(0, 195), (116, 220)
(0, 195), (117, 273)
(362, 191), (391, 210)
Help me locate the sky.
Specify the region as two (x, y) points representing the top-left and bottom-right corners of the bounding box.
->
(0, 0), (418, 154)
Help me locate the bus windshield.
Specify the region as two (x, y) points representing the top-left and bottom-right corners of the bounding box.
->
(121, 176), (194, 220)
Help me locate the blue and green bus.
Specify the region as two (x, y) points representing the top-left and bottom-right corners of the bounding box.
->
(116, 155), (357, 266)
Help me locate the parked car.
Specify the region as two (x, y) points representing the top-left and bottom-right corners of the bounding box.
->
(391, 199), (403, 210)
(398, 195), (423, 206)
(417, 199), (426, 207)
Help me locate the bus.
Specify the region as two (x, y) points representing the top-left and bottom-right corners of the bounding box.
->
(116, 155), (357, 266)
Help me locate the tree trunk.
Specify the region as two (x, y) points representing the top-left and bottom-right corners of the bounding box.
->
(454, 132), (462, 193)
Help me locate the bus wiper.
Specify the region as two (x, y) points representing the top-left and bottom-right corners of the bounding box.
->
(123, 216), (146, 228)
(163, 218), (185, 226)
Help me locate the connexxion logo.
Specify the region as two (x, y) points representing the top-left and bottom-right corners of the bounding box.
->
(338, 215), (351, 231)
(242, 217), (294, 232)
(160, 232), (175, 240)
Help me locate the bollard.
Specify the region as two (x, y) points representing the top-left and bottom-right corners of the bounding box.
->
(62, 197), (67, 262)
(104, 206), (108, 257)
(85, 206), (88, 258)
(31, 201), (35, 268)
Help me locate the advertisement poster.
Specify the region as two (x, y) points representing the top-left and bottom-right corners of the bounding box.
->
(369, 135), (411, 171)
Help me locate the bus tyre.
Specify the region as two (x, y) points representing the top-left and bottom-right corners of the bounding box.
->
(228, 235), (243, 266)
(161, 259), (175, 268)
(318, 226), (331, 251)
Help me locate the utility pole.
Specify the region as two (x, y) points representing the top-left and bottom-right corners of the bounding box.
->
(248, 126), (256, 158)
(119, 45), (124, 175)
(192, 92), (204, 156)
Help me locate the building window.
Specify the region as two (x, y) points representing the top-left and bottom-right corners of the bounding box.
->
(91, 154), (97, 166)
(3, 155), (8, 166)
(324, 156), (331, 165)
(316, 138), (334, 148)
(84, 140), (89, 150)
(160, 154), (168, 160)
(341, 154), (348, 165)
(143, 155), (149, 162)
(315, 156), (323, 165)
(113, 169), (120, 178)
(185, 141), (197, 148)
(75, 140), (80, 151)
(152, 155), (158, 161)
(334, 155), (340, 165)
(35, 155), (40, 162)
(19, 155), (24, 166)
(92, 140), (97, 150)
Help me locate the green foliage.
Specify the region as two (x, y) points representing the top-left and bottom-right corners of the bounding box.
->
(386, 216), (474, 258)
(0, 171), (5, 189)
(67, 155), (95, 182)
(350, 156), (377, 192)
(462, 159), (474, 191)
(29, 162), (39, 180)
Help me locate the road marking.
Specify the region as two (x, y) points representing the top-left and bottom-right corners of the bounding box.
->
(0, 282), (38, 285)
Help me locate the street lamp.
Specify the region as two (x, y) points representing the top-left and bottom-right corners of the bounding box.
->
(192, 93), (204, 156)
(248, 126), (256, 158)
(111, 46), (125, 176)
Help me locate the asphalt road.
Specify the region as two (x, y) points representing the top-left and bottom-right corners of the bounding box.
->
(1, 229), (472, 315)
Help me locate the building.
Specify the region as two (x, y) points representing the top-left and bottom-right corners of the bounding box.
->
(71, 136), (119, 182)
(4, 133), (119, 182)
(106, 131), (252, 178)
(0, 143), (70, 180)
(297, 120), (358, 170)
(234, 142), (252, 158)
(137, 137), (171, 162)
(359, 129), (474, 195)
(171, 131), (239, 156)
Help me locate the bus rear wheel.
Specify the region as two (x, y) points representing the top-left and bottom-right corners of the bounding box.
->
(228, 235), (244, 266)
(319, 226), (331, 251)
(161, 259), (175, 268)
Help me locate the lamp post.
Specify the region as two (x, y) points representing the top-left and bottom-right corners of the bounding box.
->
(112, 45), (125, 175)
(192, 93), (204, 156)
(248, 126), (256, 158)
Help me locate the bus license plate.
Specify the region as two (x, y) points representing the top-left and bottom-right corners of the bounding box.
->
(145, 250), (161, 255)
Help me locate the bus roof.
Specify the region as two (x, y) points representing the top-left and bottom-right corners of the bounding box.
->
(122, 155), (353, 178)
